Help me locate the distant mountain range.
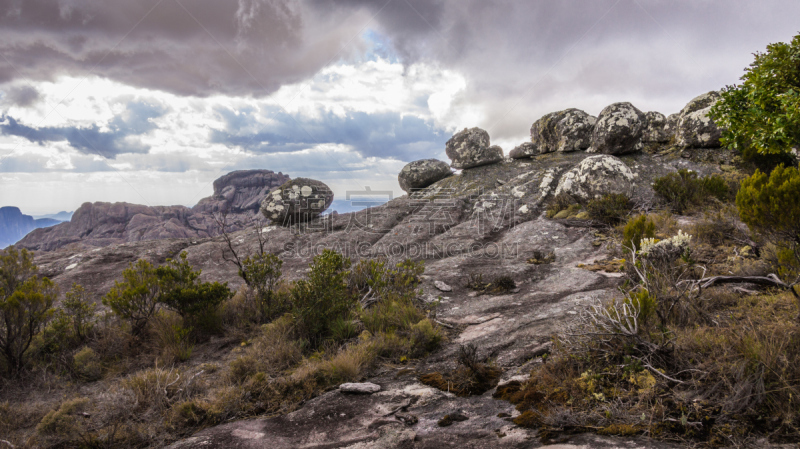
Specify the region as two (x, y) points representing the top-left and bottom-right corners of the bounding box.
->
(0, 207), (66, 249)
(33, 211), (74, 222)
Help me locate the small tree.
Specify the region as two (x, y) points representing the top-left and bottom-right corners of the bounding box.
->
(710, 33), (800, 168)
(157, 252), (231, 331)
(60, 284), (96, 342)
(102, 260), (160, 337)
(240, 252), (283, 321)
(0, 247), (57, 376)
(291, 249), (353, 347)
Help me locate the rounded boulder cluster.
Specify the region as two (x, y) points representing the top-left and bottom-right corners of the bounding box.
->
(260, 178), (334, 225)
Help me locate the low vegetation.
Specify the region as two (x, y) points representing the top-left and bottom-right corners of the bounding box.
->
(0, 246), (443, 448)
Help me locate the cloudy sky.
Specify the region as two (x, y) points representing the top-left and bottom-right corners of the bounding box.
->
(0, 0), (798, 215)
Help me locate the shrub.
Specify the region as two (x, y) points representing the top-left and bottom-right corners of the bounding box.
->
(652, 169), (729, 213)
(73, 346), (103, 381)
(0, 246), (57, 376)
(103, 259), (160, 337)
(239, 252), (284, 322)
(290, 249), (354, 347)
(737, 164), (800, 262)
(546, 192), (577, 218)
(36, 398), (90, 440)
(587, 194), (633, 225)
(151, 312), (194, 364)
(409, 318), (444, 357)
(622, 215), (656, 251)
(60, 283), (96, 343)
(157, 252), (231, 334)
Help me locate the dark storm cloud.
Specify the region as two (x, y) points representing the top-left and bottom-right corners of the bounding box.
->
(210, 105), (448, 161)
(3, 86), (40, 107)
(0, 0), (368, 97)
(0, 99), (167, 157)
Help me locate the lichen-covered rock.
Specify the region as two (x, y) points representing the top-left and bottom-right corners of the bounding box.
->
(675, 91), (722, 148)
(589, 102), (646, 155)
(445, 127), (503, 169)
(530, 108), (596, 153)
(261, 178), (333, 225)
(509, 142), (538, 159)
(554, 155), (635, 201)
(339, 382), (381, 394)
(398, 159), (452, 193)
(643, 111), (670, 143)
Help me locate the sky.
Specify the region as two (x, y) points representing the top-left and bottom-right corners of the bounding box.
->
(0, 0), (798, 215)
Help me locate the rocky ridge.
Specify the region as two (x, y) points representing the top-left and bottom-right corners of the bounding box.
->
(0, 206), (60, 249)
(17, 170), (289, 252)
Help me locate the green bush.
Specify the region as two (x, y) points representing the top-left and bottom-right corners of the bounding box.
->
(239, 252), (284, 322)
(546, 192), (577, 218)
(409, 318), (444, 357)
(737, 164), (800, 264)
(710, 33), (800, 169)
(36, 398), (90, 439)
(103, 260), (160, 337)
(157, 252), (231, 333)
(73, 346), (103, 381)
(290, 249), (354, 347)
(0, 247), (57, 376)
(587, 194), (632, 225)
(622, 215), (656, 251)
(652, 169), (729, 213)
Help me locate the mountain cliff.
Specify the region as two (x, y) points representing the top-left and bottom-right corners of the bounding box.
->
(0, 206), (61, 248)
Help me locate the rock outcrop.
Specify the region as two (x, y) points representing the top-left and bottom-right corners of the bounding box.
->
(398, 159), (452, 193)
(643, 111), (671, 143)
(261, 178), (334, 225)
(445, 127), (504, 169)
(508, 142), (537, 159)
(0, 207), (60, 248)
(554, 154), (636, 201)
(530, 108), (596, 153)
(676, 91), (723, 148)
(589, 102), (646, 155)
(17, 170), (289, 252)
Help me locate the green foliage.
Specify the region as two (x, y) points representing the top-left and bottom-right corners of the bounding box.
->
(736, 164), (800, 262)
(290, 249), (354, 347)
(623, 289), (656, 326)
(546, 192), (577, 218)
(710, 33), (800, 167)
(72, 346), (103, 381)
(587, 193), (633, 225)
(36, 398), (90, 439)
(157, 252), (231, 330)
(0, 247), (57, 376)
(103, 259), (159, 337)
(53, 284), (96, 346)
(240, 252), (283, 321)
(409, 318), (444, 357)
(652, 169), (729, 213)
(622, 215), (656, 251)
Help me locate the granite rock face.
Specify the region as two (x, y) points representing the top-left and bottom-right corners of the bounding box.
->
(261, 178), (334, 225)
(589, 102), (646, 155)
(643, 111), (671, 143)
(508, 142), (538, 159)
(445, 127), (504, 169)
(675, 91), (723, 148)
(398, 159), (452, 193)
(530, 108), (596, 153)
(554, 154), (636, 201)
(16, 170), (289, 252)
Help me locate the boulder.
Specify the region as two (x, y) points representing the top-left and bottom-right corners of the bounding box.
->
(398, 159), (452, 193)
(675, 91), (722, 148)
(445, 127), (503, 169)
(434, 280), (452, 292)
(509, 142), (538, 159)
(261, 178), (334, 225)
(339, 382), (381, 394)
(554, 155), (636, 201)
(589, 102), (646, 155)
(530, 108), (596, 153)
(643, 111), (670, 143)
